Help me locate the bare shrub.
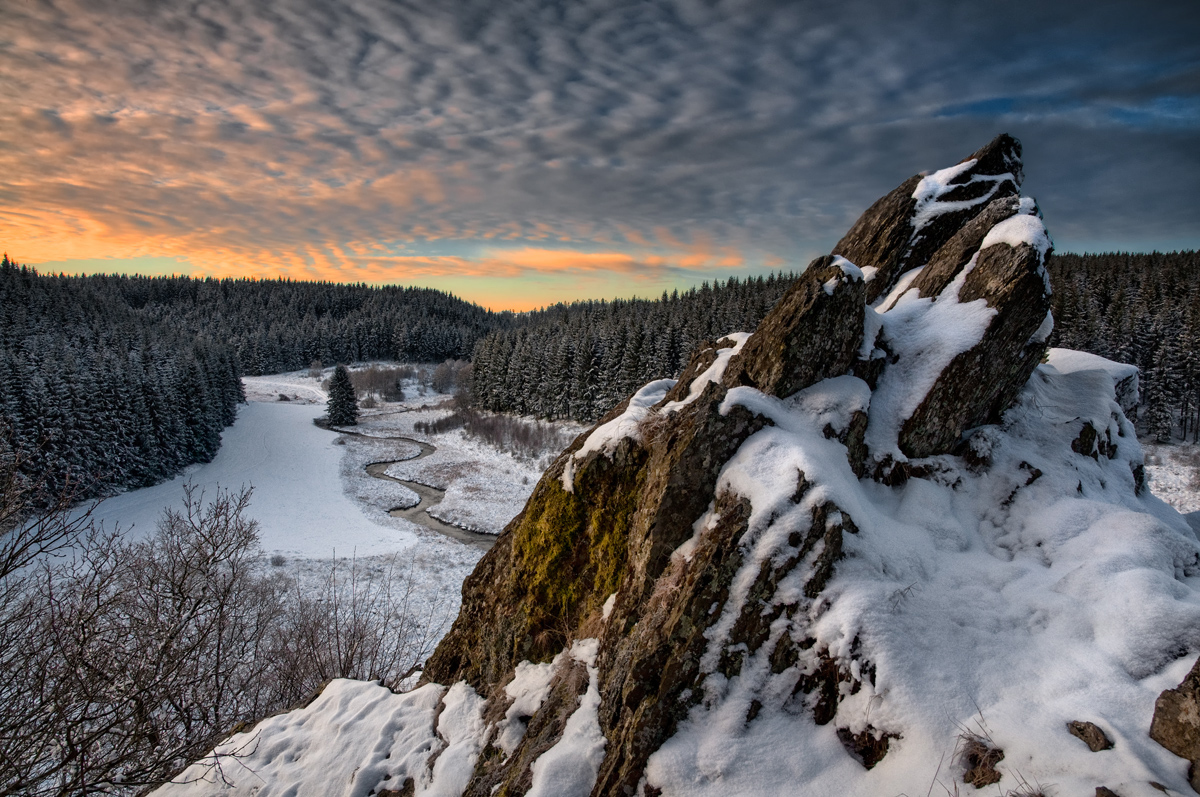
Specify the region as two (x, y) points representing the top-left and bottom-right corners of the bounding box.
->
(414, 413), (467, 435)
(269, 555), (446, 704)
(350, 365), (409, 401)
(2, 485), (281, 794)
(432, 359), (471, 395)
(0, 431), (95, 583)
(413, 407), (572, 459)
(308, 359), (323, 379)
(1, 476), (443, 795)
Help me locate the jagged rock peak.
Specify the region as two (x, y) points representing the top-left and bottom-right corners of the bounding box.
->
(833, 133), (1023, 303)
(156, 138), (1200, 797)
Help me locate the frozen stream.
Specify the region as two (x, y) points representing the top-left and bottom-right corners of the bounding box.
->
(331, 425), (497, 550)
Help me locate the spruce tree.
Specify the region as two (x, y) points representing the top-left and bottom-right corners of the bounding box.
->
(326, 364), (359, 426)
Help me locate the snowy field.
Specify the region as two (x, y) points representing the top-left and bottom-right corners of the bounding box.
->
(1144, 439), (1200, 517)
(80, 365), (582, 647)
(83, 400), (421, 558)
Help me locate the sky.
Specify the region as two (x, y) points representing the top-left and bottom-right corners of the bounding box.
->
(2, 0), (1198, 311)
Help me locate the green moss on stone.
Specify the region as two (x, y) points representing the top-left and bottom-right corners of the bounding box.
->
(510, 446), (646, 651)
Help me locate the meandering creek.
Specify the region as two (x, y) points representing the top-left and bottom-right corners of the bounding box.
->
(330, 425), (496, 551)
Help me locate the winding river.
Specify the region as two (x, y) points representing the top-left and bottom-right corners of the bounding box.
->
(329, 423), (496, 551)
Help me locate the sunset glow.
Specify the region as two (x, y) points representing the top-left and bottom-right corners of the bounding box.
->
(4, 0), (1198, 310)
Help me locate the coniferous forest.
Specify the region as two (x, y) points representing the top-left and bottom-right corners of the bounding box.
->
(1047, 251), (1200, 442)
(469, 274), (796, 420)
(4, 250), (1200, 502)
(1, 257), (243, 497)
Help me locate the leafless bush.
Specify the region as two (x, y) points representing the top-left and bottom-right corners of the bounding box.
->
(2, 485), (281, 794)
(269, 555), (446, 705)
(0, 433), (95, 585)
(432, 359), (471, 395)
(350, 365), (409, 401)
(413, 407), (571, 459)
(308, 359), (323, 379)
(1, 476), (443, 795)
(414, 413), (467, 435)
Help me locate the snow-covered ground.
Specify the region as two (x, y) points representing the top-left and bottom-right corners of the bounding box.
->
(1144, 439), (1200, 517)
(367, 406), (571, 535)
(87, 365), (569, 550)
(83, 400), (422, 557)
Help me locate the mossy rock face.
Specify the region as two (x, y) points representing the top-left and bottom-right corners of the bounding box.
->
(422, 425), (648, 690)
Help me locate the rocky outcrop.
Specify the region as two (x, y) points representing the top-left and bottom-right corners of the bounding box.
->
(416, 134), (1074, 795)
(154, 135), (1200, 797)
(833, 133), (1023, 302)
(721, 255), (865, 398)
(1150, 657), (1200, 793)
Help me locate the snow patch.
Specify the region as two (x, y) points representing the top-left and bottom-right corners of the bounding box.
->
(571, 379), (676, 463)
(496, 655), (563, 757)
(661, 332), (753, 413)
(981, 212), (1053, 259)
(864, 254), (997, 460)
(526, 639), (607, 797)
(601, 592), (617, 620)
(909, 159), (1015, 238)
(155, 680), (446, 797)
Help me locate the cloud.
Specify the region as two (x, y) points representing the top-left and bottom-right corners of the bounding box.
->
(2, 0), (1198, 294)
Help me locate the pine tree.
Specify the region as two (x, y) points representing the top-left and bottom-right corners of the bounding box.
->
(326, 364), (359, 426)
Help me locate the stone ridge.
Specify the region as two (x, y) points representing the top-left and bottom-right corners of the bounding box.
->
(721, 255), (865, 399)
(420, 134), (1064, 796)
(833, 133), (1022, 302)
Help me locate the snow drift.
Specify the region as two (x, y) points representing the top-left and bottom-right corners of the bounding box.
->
(156, 135), (1200, 797)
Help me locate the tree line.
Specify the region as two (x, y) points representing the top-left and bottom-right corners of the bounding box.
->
(1047, 250), (1200, 442)
(1, 256), (243, 498)
(467, 252), (1200, 442)
(469, 274), (796, 421)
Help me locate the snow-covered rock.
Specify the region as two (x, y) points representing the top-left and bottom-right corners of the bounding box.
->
(155, 136), (1200, 797)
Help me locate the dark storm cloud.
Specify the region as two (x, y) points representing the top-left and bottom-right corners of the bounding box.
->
(1, 0), (1197, 281)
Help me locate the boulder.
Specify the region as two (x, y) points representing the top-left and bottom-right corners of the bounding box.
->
(896, 235), (1053, 458)
(1067, 720), (1114, 752)
(1150, 657), (1200, 793)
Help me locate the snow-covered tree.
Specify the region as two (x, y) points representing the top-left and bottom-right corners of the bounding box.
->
(326, 364), (358, 426)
